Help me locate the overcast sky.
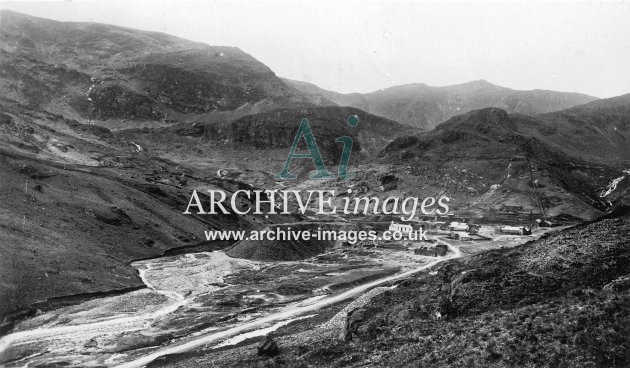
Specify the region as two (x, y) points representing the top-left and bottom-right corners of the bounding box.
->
(1, 0), (629, 98)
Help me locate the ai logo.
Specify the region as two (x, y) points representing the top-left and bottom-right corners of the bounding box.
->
(275, 115), (359, 180)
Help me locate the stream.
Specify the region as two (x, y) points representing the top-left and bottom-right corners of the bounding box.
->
(0, 239), (460, 367)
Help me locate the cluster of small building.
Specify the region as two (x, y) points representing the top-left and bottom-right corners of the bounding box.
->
(387, 215), (533, 246)
(364, 210), (549, 257)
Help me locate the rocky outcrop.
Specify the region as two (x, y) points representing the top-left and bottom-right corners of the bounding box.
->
(342, 307), (367, 342)
(83, 84), (162, 120)
(257, 335), (280, 357)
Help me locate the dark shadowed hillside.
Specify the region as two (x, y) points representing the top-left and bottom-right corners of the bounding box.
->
(285, 78), (598, 129)
(110, 105), (412, 183)
(537, 94), (630, 164)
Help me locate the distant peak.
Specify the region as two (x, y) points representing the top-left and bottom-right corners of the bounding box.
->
(468, 79), (494, 86)
(440, 79), (504, 92)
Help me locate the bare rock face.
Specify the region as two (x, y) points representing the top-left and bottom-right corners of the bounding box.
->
(257, 335), (280, 357)
(342, 307), (367, 342)
(83, 84), (162, 120)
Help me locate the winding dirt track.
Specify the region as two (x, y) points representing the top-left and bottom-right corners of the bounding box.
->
(114, 238), (461, 368)
(0, 239), (461, 367)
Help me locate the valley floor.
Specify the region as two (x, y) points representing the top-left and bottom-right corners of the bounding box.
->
(0, 226), (567, 368)
(0, 232), (462, 367)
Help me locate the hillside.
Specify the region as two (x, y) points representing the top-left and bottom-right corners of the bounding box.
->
(538, 94), (630, 164)
(380, 96), (630, 165)
(368, 99), (630, 220)
(303, 209), (630, 368)
(124, 105), (413, 177)
(0, 10), (307, 122)
(226, 224), (332, 261)
(285, 78), (598, 130)
(0, 100), (303, 325)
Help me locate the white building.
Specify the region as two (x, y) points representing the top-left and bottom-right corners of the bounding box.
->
(451, 231), (472, 241)
(389, 221), (413, 233)
(449, 222), (469, 231)
(500, 226), (526, 235)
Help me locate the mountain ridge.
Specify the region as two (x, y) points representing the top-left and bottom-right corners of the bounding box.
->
(0, 10), (310, 120)
(284, 78), (599, 129)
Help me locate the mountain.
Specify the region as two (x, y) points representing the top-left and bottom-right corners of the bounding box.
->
(536, 94), (630, 164)
(370, 96), (630, 219)
(282, 78), (369, 109)
(0, 10), (308, 122)
(380, 95), (630, 164)
(0, 11), (413, 323)
(0, 11), (411, 172)
(284, 78), (598, 130)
